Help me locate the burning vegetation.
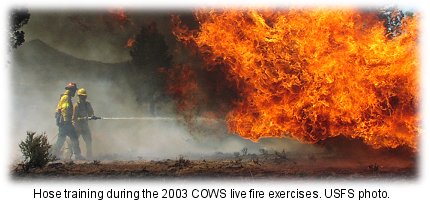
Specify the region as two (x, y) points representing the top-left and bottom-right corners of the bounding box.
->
(171, 8), (419, 150)
(108, 8), (130, 29)
(125, 38), (136, 48)
(11, 8), (419, 178)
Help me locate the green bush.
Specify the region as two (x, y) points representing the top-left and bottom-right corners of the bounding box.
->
(19, 132), (55, 171)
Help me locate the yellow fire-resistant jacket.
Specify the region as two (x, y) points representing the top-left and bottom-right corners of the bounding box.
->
(56, 90), (74, 122)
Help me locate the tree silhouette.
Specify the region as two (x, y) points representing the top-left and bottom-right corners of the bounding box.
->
(10, 8), (30, 49)
(130, 22), (171, 68)
(128, 22), (172, 115)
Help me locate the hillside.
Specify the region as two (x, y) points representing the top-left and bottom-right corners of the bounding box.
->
(11, 39), (131, 82)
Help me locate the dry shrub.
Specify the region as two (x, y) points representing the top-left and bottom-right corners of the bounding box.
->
(19, 132), (55, 171)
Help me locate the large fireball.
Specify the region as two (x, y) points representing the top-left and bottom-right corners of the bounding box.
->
(173, 9), (419, 149)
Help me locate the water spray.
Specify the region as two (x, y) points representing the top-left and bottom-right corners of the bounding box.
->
(78, 116), (219, 122)
(78, 116), (177, 121)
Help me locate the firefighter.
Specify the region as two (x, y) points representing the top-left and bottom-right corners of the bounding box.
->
(53, 82), (84, 160)
(72, 88), (95, 159)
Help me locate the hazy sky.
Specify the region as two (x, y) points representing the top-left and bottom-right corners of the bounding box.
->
(22, 10), (176, 63)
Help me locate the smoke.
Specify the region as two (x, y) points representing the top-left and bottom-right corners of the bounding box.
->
(10, 40), (320, 162)
(22, 10), (178, 63)
(11, 10), (388, 163)
(9, 16), (267, 161)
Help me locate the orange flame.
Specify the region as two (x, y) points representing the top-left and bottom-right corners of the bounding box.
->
(164, 64), (204, 113)
(173, 9), (419, 149)
(108, 8), (129, 29)
(111, 9), (128, 21)
(125, 37), (136, 48)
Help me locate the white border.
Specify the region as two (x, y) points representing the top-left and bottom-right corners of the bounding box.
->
(1, 1), (429, 209)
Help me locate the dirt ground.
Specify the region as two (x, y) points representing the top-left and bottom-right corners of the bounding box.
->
(12, 151), (416, 180)
(11, 137), (416, 179)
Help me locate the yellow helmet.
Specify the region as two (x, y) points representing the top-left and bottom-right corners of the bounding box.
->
(77, 88), (87, 96)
